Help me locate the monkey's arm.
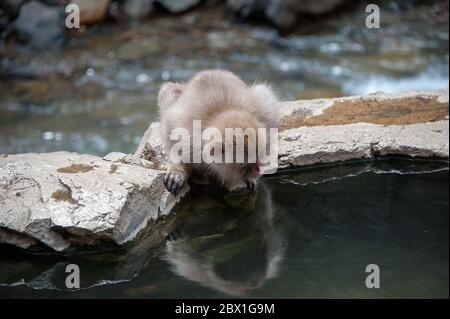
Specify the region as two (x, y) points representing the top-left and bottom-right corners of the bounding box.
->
(158, 82), (190, 195)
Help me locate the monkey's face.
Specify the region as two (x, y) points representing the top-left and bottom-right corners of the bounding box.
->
(206, 109), (268, 188)
(206, 137), (262, 189)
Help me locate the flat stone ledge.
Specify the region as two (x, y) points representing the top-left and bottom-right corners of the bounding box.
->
(0, 151), (186, 252)
(278, 120), (449, 169)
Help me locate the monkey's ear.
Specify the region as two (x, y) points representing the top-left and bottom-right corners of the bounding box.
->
(158, 82), (184, 110)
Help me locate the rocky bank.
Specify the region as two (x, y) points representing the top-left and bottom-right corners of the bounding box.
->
(0, 89), (448, 252)
(1, 0), (356, 49)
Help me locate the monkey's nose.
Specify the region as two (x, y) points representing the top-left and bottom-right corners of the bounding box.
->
(249, 163), (260, 177)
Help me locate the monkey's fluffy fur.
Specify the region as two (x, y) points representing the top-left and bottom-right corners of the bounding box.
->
(158, 70), (279, 195)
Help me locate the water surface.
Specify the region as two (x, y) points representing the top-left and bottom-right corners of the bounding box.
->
(0, 159), (448, 298)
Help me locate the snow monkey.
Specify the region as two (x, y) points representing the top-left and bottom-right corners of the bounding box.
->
(158, 70), (279, 195)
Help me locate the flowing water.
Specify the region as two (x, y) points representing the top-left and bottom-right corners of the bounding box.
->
(0, 2), (448, 298)
(0, 2), (448, 155)
(0, 159), (448, 298)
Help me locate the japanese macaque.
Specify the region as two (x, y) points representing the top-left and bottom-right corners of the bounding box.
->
(158, 70), (279, 195)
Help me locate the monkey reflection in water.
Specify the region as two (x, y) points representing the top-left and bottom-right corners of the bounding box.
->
(163, 182), (285, 296)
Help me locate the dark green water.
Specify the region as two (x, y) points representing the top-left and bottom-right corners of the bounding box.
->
(0, 160), (448, 298)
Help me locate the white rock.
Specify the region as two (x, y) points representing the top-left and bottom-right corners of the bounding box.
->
(278, 121), (449, 168)
(0, 152), (183, 252)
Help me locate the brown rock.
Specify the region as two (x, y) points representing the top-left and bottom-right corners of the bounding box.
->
(70, 0), (110, 26)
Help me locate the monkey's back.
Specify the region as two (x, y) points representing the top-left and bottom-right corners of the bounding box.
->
(159, 69), (279, 150)
(176, 70), (251, 127)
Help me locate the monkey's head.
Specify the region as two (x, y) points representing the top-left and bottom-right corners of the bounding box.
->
(206, 110), (268, 189)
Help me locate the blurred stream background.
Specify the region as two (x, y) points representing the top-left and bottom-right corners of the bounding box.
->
(0, 0), (448, 156)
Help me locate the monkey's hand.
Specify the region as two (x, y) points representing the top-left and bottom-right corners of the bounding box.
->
(245, 178), (258, 192)
(164, 164), (187, 196)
